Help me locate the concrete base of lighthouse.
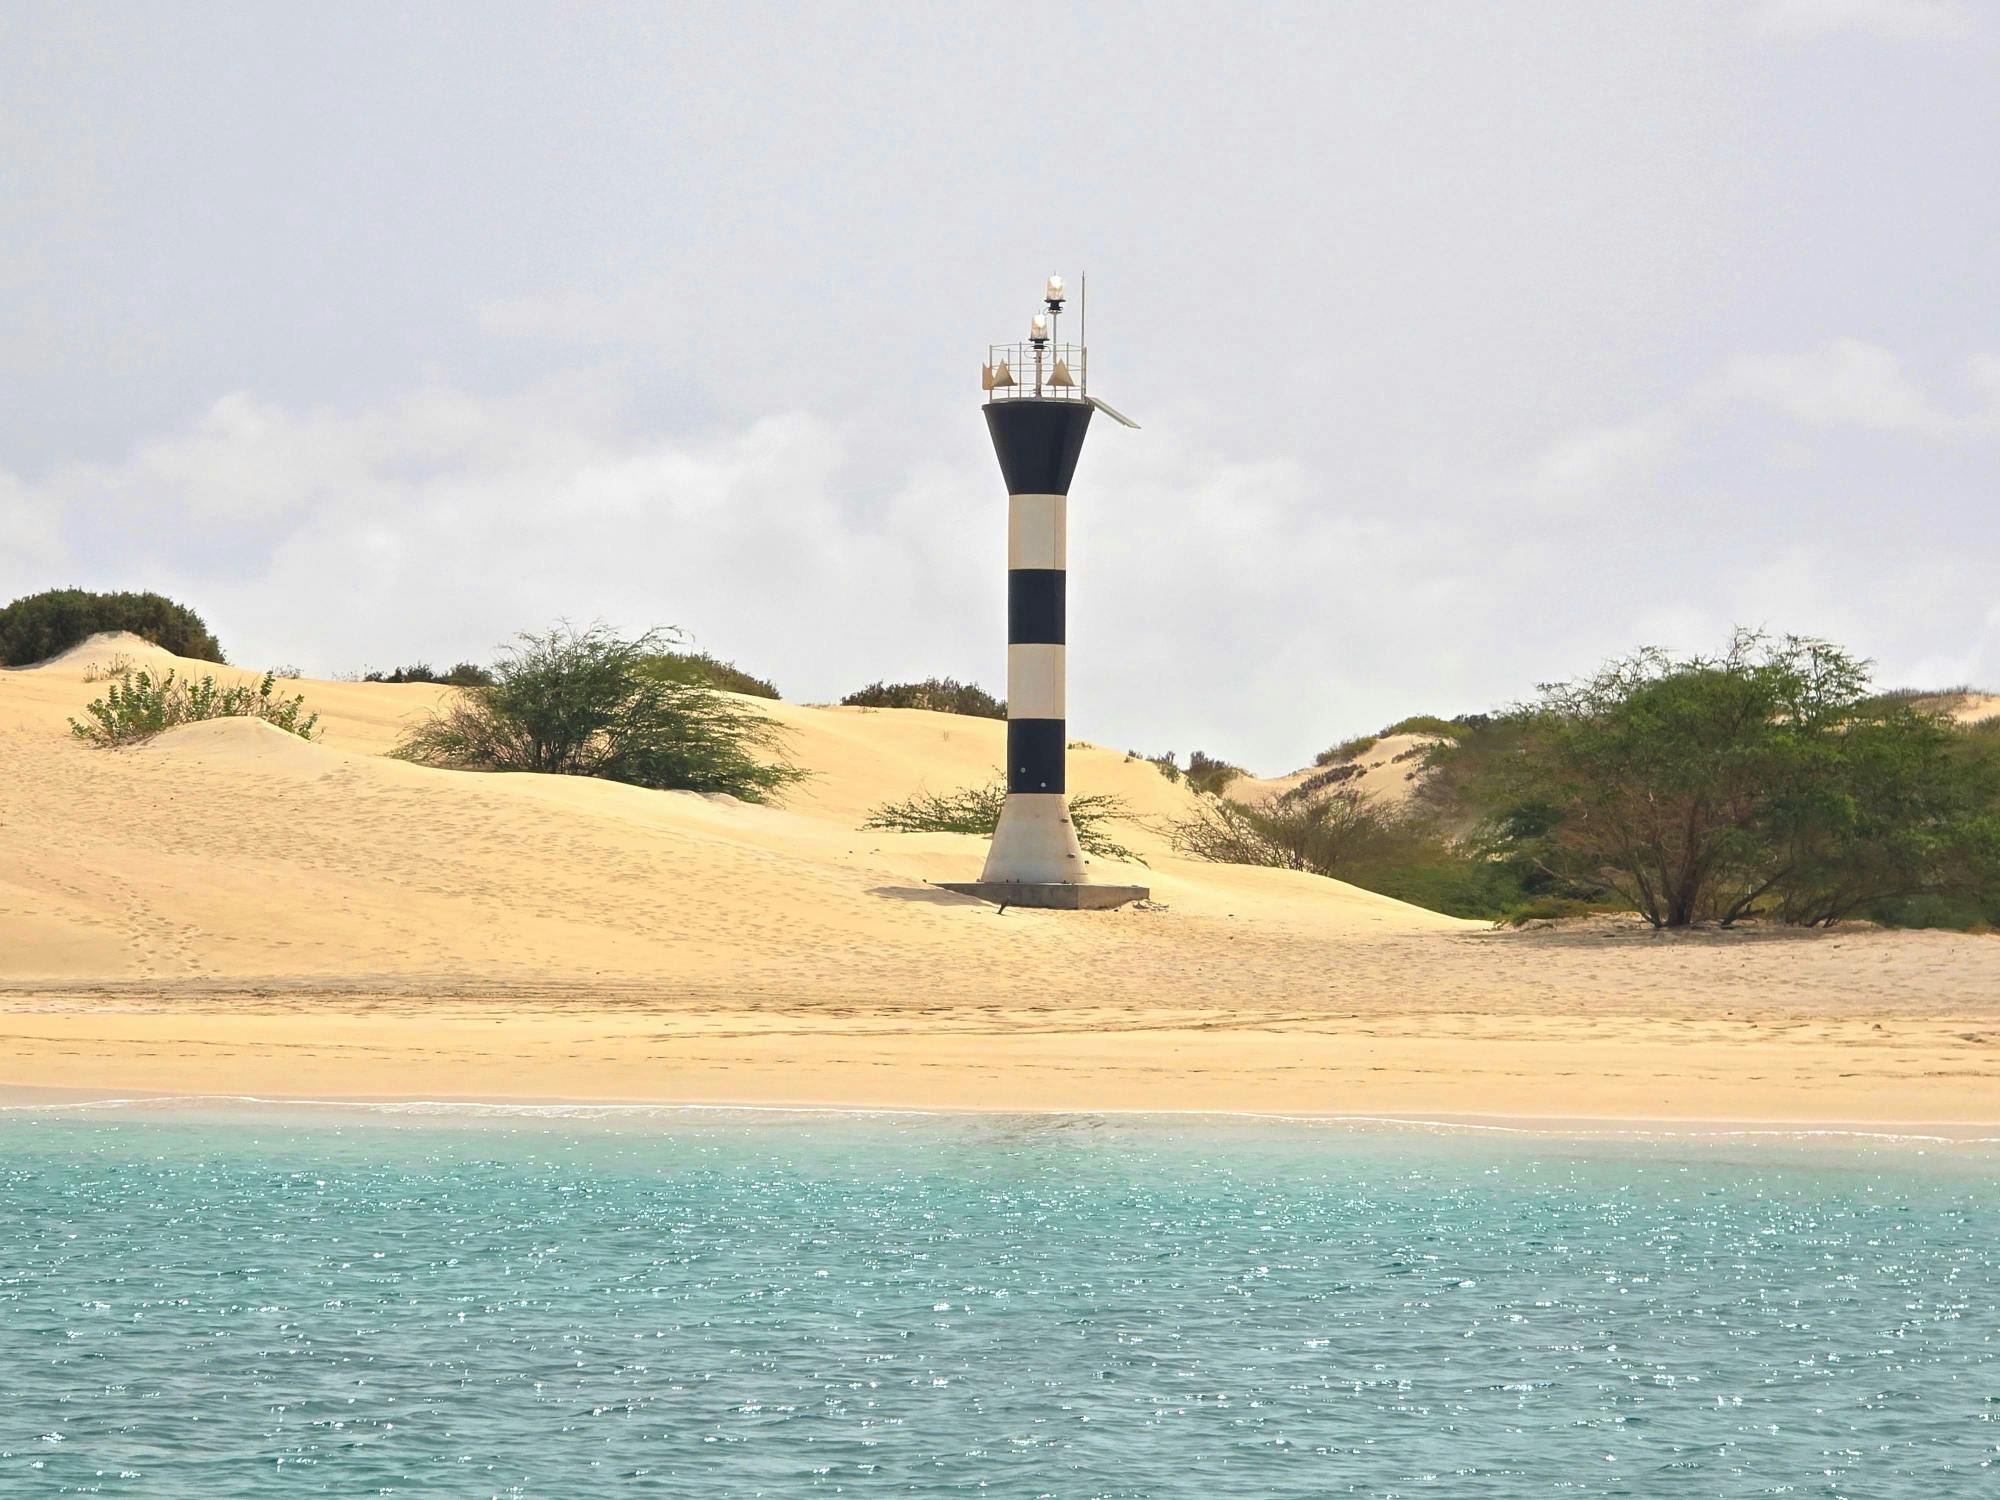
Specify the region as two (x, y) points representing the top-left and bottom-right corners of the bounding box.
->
(937, 792), (1149, 910)
(936, 880), (1150, 910)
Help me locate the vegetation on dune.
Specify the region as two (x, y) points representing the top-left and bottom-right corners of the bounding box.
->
(642, 650), (780, 700)
(1, 588), (225, 667)
(393, 623), (805, 803)
(1169, 784), (1388, 877)
(1312, 715), (1463, 768)
(1313, 733), (1379, 767)
(1185, 631), (2000, 930)
(1129, 748), (1242, 795)
(865, 780), (1145, 864)
(70, 668), (319, 746)
(1378, 713), (1462, 739)
(1456, 632), (2000, 929)
(841, 678), (1005, 718)
(364, 662), (496, 687)
(1165, 773), (1567, 922)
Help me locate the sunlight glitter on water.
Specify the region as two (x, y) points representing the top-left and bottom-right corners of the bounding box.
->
(1, 1106), (1995, 1497)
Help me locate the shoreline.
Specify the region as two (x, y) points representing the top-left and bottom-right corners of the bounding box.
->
(7, 985), (1999, 1129)
(4, 1083), (1996, 1145)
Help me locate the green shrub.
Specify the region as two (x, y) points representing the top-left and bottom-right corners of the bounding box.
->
(1378, 714), (1461, 739)
(364, 662), (495, 687)
(864, 780), (1144, 863)
(1169, 784), (1407, 878)
(642, 650), (779, 699)
(1130, 750), (1183, 783)
(1168, 773), (1577, 921)
(1313, 734), (1378, 766)
(1, 588), (224, 667)
(1498, 896), (1605, 926)
(842, 678), (1004, 718)
(394, 623), (804, 803)
(70, 668), (319, 747)
(1184, 749), (1242, 795)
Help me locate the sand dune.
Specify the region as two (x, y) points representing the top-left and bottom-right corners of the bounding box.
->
(4, 634), (1998, 1123)
(1226, 731), (1445, 810)
(1938, 691), (2000, 726)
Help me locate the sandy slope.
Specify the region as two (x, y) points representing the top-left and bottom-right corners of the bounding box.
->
(1936, 691), (2000, 726)
(4, 634), (1998, 1123)
(1226, 731), (1445, 810)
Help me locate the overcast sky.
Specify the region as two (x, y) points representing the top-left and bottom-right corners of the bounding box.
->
(4, 0), (1997, 770)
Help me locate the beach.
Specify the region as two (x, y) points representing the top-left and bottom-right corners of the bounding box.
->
(5, 635), (1998, 1126)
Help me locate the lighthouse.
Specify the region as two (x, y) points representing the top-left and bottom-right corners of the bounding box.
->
(940, 276), (1149, 912)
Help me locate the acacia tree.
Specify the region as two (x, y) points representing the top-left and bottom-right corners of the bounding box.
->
(1481, 632), (2000, 927)
(395, 623), (804, 803)
(1767, 710), (2000, 926)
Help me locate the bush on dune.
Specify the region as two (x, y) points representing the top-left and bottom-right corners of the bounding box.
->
(1167, 776), (1585, 923)
(364, 662), (495, 687)
(1312, 733), (1378, 767)
(1378, 713), (1461, 739)
(1168, 784), (1396, 879)
(1184, 750), (1242, 795)
(864, 780), (1144, 864)
(1130, 749), (1241, 795)
(1, 588), (225, 667)
(841, 678), (1004, 718)
(70, 668), (319, 746)
(393, 623), (805, 803)
(642, 650), (780, 700)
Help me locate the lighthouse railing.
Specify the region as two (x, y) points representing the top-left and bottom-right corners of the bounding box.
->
(983, 342), (1088, 401)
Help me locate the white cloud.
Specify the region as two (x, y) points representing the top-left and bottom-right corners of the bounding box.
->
(1749, 0), (1976, 41)
(1714, 338), (1991, 435)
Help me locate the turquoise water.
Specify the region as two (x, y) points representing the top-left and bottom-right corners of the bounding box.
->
(1, 1105), (1996, 1497)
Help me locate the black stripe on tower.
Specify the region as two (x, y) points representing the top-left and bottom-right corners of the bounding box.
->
(984, 400), (1094, 496)
(1007, 718), (1066, 794)
(1007, 570), (1065, 644)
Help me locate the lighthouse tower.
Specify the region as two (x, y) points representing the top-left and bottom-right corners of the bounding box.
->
(941, 276), (1149, 912)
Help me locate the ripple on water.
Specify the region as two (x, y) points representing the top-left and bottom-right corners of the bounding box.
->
(0, 1107), (1996, 1497)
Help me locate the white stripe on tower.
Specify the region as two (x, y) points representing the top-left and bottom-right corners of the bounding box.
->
(1007, 493), (1066, 569)
(1007, 643), (1064, 720)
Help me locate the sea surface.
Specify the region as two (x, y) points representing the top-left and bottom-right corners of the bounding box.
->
(1, 1103), (1996, 1497)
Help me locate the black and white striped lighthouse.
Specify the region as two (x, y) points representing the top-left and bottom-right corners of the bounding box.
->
(941, 276), (1148, 912)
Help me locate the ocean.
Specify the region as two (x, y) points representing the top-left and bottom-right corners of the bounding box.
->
(1, 1102), (1995, 1497)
